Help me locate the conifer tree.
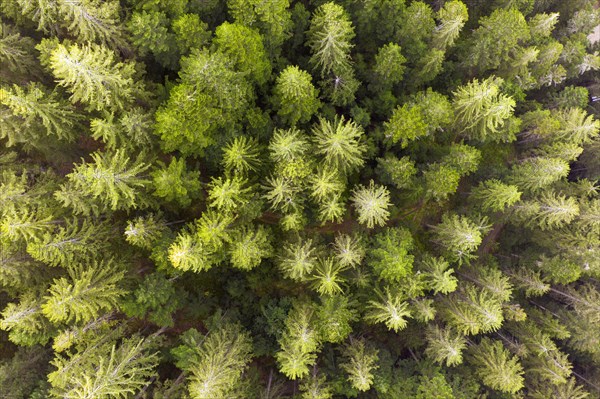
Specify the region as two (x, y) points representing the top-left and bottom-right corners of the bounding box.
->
(128, 10), (177, 68)
(26, 219), (110, 268)
(208, 176), (253, 213)
(227, 0), (293, 53)
(228, 225), (272, 270)
(421, 256), (458, 295)
(0, 23), (39, 80)
(276, 303), (320, 380)
(222, 136), (262, 175)
(124, 214), (168, 251)
(425, 325), (466, 367)
(422, 163), (461, 202)
(369, 227), (414, 283)
(43, 262), (123, 325)
(332, 233), (365, 269)
(173, 324), (253, 398)
(365, 288), (412, 332)
(431, 214), (490, 264)
(512, 191), (580, 230)
(470, 179), (522, 212)
(340, 338), (379, 392)
(57, 0), (123, 46)
(49, 333), (159, 399)
(300, 369), (333, 399)
(0, 294), (54, 346)
(509, 156), (570, 192)
(351, 181), (391, 228)
(272, 66), (321, 126)
(317, 295), (357, 343)
(310, 257), (347, 296)
(168, 231), (211, 273)
(432, 0), (468, 50)
(151, 157), (201, 208)
(312, 116), (366, 175)
(469, 337), (525, 394)
(48, 41), (135, 111)
(0, 83), (79, 142)
(278, 238), (319, 281)
(384, 104), (428, 148)
(466, 7), (530, 73)
(213, 22), (272, 86)
(372, 43), (406, 88)
(452, 77), (516, 143)
(307, 2), (355, 77)
(2, 0), (600, 395)
(59, 149), (151, 212)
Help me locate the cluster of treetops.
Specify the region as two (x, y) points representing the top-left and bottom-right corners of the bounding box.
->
(1, 0), (600, 397)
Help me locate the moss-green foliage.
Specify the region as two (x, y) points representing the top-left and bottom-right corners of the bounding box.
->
(1, 0), (600, 398)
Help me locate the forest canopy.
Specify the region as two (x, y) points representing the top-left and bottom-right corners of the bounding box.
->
(1, 0), (600, 398)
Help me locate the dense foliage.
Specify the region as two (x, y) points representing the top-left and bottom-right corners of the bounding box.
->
(1, 0), (600, 398)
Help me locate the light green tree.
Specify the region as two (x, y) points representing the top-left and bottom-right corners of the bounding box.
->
(124, 214), (167, 250)
(432, 0), (468, 50)
(423, 163), (461, 202)
(208, 176), (253, 213)
(227, 0), (293, 53)
(278, 239), (319, 281)
(58, 149), (151, 212)
(317, 295), (357, 343)
(0, 294), (54, 346)
(300, 369), (333, 399)
(49, 334), (159, 399)
(431, 214), (490, 264)
(469, 337), (525, 394)
(369, 227), (414, 283)
(312, 116), (366, 175)
(151, 157), (201, 208)
(127, 11), (177, 68)
(365, 288), (412, 332)
(376, 155), (417, 189)
(372, 43), (406, 88)
(48, 41), (135, 111)
(172, 324), (253, 398)
(470, 179), (522, 212)
(333, 233), (365, 268)
(452, 77), (516, 143)
(425, 325), (467, 366)
(276, 303), (320, 380)
(213, 22), (272, 86)
(26, 219), (109, 268)
(90, 109), (154, 151)
(57, 0), (123, 46)
(466, 7), (530, 73)
(272, 66), (321, 126)
(351, 181), (391, 228)
(157, 49), (252, 155)
(421, 256), (458, 295)
(228, 225), (272, 270)
(310, 257), (347, 296)
(553, 107), (600, 145)
(42, 261), (125, 324)
(168, 231), (211, 273)
(509, 156), (570, 192)
(0, 83), (80, 142)
(442, 285), (504, 335)
(512, 191), (580, 230)
(340, 338), (379, 392)
(0, 23), (40, 81)
(222, 136), (262, 175)
(384, 104), (428, 148)
(307, 2), (355, 76)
